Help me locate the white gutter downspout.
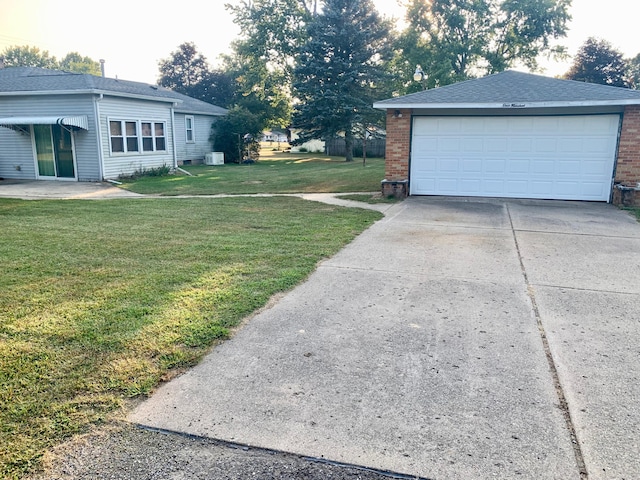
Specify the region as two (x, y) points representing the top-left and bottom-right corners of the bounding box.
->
(93, 93), (105, 180)
(170, 103), (178, 171)
(168, 107), (192, 176)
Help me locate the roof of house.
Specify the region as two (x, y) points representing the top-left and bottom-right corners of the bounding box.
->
(374, 70), (640, 109)
(0, 67), (228, 116)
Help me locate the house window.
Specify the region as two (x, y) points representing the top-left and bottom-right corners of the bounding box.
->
(185, 116), (195, 143)
(142, 122), (153, 151)
(109, 120), (167, 154)
(155, 123), (166, 151)
(126, 121), (138, 152)
(109, 121), (124, 152)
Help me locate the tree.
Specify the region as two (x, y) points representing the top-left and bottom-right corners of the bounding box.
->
(292, 0), (393, 162)
(627, 53), (640, 90)
(223, 0), (314, 129)
(393, 0), (571, 92)
(59, 52), (101, 75)
(158, 42), (235, 107)
(1, 45), (58, 69)
(211, 106), (263, 163)
(564, 37), (629, 87)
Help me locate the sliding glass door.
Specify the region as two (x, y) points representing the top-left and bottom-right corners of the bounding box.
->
(33, 124), (76, 179)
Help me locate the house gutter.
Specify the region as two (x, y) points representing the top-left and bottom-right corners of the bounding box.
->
(373, 99), (640, 110)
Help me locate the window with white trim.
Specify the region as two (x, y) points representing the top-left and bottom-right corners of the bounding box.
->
(109, 120), (167, 154)
(185, 115), (195, 143)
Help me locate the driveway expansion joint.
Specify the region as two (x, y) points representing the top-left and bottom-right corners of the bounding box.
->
(506, 203), (589, 479)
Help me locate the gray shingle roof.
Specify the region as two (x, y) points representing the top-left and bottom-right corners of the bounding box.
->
(374, 70), (640, 108)
(0, 67), (227, 116)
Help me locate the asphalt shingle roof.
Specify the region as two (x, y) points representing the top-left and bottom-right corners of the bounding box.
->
(375, 70), (640, 107)
(0, 67), (227, 116)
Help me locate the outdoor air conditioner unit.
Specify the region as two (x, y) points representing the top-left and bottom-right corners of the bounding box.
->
(204, 152), (224, 165)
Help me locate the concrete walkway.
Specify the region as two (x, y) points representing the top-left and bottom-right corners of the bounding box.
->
(0, 180), (395, 212)
(129, 197), (640, 480)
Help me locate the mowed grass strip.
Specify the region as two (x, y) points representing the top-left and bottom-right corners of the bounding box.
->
(119, 151), (385, 195)
(0, 197), (381, 479)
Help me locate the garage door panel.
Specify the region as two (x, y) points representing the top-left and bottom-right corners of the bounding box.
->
(462, 138), (484, 152)
(410, 115), (619, 201)
(510, 138), (533, 152)
(508, 159), (531, 174)
(535, 138), (557, 152)
(462, 159), (482, 172)
(530, 181), (554, 195)
(558, 138), (584, 153)
(439, 158), (459, 172)
(558, 160), (581, 175)
(459, 179), (482, 192)
(506, 180), (529, 195)
(485, 159), (506, 173)
(584, 137), (615, 154)
(532, 160), (555, 174)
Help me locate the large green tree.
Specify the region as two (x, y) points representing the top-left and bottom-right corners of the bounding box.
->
(1, 46), (100, 75)
(292, 0), (393, 162)
(58, 52), (101, 75)
(564, 37), (629, 87)
(157, 42), (235, 108)
(627, 53), (640, 90)
(223, 0), (315, 129)
(394, 0), (571, 92)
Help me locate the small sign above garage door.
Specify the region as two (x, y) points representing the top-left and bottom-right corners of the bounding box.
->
(410, 115), (620, 201)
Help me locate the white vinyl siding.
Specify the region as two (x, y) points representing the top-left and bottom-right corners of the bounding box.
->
(174, 112), (218, 163)
(410, 115), (620, 201)
(99, 97), (174, 179)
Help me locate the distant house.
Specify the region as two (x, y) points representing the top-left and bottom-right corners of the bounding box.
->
(262, 130), (288, 143)
(0, 67), (227, 181)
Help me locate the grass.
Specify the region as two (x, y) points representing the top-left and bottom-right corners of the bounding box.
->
(0, 197), (382, 479)
(625, 206), (640, 220)
(119, 147), (386, 195)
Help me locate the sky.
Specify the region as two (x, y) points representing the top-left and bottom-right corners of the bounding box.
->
(0, 0), (638, 85)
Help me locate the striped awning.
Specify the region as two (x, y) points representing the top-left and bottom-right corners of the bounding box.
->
(0, 115), (89, 131)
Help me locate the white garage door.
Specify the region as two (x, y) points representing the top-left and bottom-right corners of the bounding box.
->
(410, 115), (620, 201)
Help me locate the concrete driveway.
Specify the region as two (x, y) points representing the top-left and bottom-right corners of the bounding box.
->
(130, 197), (640, 480)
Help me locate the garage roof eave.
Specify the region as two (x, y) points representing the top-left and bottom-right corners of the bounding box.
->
(373, 99), (640, 110)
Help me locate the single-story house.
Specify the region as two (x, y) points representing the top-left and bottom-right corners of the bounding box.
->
(374, 70), (640, 205)
(0, 66), (227, 181)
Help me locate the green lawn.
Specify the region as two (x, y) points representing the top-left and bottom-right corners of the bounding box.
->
(626, 207), (640, 220)
(0, 197), (382, 479)
(119, 149), (385, 195)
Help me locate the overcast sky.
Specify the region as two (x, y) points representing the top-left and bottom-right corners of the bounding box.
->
(0, 0), (637, 84)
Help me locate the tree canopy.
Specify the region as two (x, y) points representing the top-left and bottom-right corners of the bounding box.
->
(222, 0), (314, 130)
(157, 42), (235, 108)
(0, 45), (100, 75)
(393, 0), (571, 93)
(292, 0), (393, 161)
(564, 37), (629, 87)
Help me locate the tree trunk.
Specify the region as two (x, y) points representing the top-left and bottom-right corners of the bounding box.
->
(344, 130), (354, 162)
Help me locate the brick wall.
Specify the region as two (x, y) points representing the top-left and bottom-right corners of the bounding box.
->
(614, 106), (640, 205)
(384, 109), (411, 181)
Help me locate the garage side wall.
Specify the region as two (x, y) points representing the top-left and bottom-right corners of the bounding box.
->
(614, 105), (640, 205)
(381, 109), (411, 197)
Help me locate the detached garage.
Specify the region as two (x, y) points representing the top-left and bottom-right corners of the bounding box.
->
(374, 71), (640, 205)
